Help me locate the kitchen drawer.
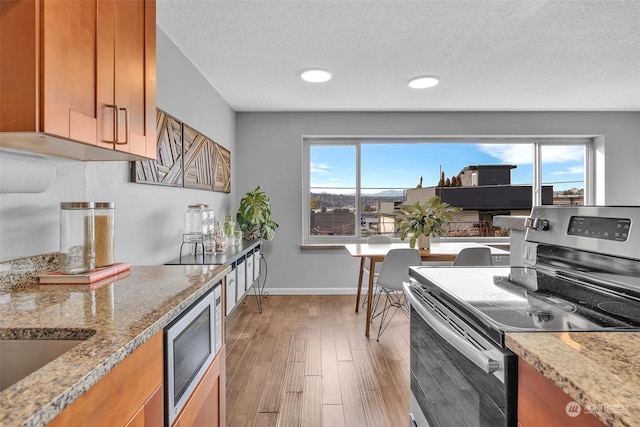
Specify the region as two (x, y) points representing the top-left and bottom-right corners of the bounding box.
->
(245, 253), (254, 291)
(225, 267), (236, 316)
(236, 259), (246, 297)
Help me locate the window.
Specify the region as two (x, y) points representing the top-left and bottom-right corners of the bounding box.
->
(303, 138), (592, 243)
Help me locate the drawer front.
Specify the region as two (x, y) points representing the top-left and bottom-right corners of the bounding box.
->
(245, 255), (254, 291)
(236, 261), (246, 295)
(225, 269), (236, 315)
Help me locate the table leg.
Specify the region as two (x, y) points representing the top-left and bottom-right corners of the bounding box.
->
(355, 257), (365, 313)
(365, 258), (376, 338)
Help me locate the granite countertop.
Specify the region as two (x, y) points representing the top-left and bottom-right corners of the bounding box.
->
(506, 332), (640, 427)
(0, 264), (230, 427)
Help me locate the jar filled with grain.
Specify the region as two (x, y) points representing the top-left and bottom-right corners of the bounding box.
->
(94, 202), (115, 267)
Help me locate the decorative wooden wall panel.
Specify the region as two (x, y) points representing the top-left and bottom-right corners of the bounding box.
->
(131, 109), (231, 193)
(183, 124), (216, 190)
(132, 110), (183, 186)
(214, 144), (231, 193)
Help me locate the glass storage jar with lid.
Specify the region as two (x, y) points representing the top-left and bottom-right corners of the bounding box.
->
(184, 205), (207, 243)
(94, 202), (115, 267)
(59, 202), (95, 274)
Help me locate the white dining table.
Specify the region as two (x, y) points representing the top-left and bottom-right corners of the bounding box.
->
(344, 241), (509, 337)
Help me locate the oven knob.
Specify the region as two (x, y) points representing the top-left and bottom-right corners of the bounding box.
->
(525, 217), (550, 230)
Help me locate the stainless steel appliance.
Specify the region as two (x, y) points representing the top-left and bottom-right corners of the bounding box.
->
(404, 206), (640, 427)
(165, 285), (223, 426)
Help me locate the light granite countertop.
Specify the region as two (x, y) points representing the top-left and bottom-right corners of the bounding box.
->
(506, 332), (640, 427)
(0, 264), (230, 427)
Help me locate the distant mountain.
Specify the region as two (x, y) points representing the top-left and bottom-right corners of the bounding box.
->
(373, 190), (405, 198)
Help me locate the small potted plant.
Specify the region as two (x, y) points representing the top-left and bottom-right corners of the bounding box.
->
(396, 196), (460, 249)
(236, 186), (279, 240)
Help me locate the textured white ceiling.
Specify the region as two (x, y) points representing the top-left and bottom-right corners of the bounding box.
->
(157, 0), (640, 112)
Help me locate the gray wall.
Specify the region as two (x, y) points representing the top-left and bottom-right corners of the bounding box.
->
(236, 112), (640, 293)
(0, 28), (236, 265)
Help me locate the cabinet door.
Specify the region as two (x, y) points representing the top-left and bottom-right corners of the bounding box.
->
(42, 0), (98, 144)
(236, 260), (246, 297)
(225, 269), (236, 315)
(172, 348), (225, 427)
(125, 384), (164, 427)
(518, 358), (605, 427)
(245, 254), (254, 290)
(97, 0), (156, 159)
(115, 0), (156, 158)
(47, 332), (163, 427)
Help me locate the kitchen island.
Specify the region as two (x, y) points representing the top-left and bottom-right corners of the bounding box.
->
(0, 264), (229, 427)
(506, 331), (640, 427)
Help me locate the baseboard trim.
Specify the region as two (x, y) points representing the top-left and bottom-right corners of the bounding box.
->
(261, 287), (361, 295)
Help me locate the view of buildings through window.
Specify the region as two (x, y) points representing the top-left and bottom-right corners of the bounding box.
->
(307, 140), (587, 239)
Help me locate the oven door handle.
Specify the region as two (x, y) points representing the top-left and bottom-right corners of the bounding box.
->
(404, 284), (501, 375)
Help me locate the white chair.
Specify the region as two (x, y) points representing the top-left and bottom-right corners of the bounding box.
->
(452, 247), (493, 266)
(370, 248), (422, 341)
(356, 235), (392, 311)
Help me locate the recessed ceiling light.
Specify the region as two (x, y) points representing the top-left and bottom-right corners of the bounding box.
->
(301, 69), (332, 83)
(408, 76), (439, 89)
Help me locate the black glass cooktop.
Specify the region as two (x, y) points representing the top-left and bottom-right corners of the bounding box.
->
(408, 266), (640, 347)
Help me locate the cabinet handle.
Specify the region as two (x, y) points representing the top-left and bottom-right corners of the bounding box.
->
(116, 107), (129, 145)
(106, 104), (119, 144)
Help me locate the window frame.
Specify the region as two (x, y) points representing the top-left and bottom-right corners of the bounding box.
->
(303, 136), (593, 244)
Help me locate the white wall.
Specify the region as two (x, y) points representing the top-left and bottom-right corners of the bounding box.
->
(0, 28), (236, 265)
(236, 112), (640, 293)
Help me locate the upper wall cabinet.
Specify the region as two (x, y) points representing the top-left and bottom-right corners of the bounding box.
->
(0, 0), (156, 161)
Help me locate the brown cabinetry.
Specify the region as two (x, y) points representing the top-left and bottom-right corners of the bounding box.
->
(46, 332), (163, 427)
(518, 358), (605, 427)
(172, 347), (226, 427)
(0, 0), (156, 161)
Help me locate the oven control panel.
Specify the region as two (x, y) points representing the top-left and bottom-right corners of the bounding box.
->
(525, 206), (640, 263)
(567, 215), (630, 242)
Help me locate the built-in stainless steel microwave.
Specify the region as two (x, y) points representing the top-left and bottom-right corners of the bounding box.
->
(165, 285), (222, 425)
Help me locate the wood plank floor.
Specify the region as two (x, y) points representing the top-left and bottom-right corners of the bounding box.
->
(225, 295), (410, 427)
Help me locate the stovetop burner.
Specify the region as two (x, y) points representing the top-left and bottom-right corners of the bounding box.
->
(597, 301), (640, 322)
(486, 292), (577, 316)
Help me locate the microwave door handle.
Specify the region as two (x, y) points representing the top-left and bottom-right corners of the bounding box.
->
(404, 284), (501, 375)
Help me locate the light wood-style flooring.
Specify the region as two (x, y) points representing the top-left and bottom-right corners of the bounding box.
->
(225, 294), (410, 427)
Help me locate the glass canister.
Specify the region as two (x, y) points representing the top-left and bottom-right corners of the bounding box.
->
(60, 202), (95, 274)
(184, 205), (207, 242)
(94, 202), (115, 267)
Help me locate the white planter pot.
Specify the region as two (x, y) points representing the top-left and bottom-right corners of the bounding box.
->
(417, 234), (431, 250)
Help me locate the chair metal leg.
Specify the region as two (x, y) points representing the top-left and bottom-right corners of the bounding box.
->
(374, 290), (408, 341)
(355, 257), (365, 313)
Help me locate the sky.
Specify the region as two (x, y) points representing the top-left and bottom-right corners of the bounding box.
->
(310, 142), (585, 194)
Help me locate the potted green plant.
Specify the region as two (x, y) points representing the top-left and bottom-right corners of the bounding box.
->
(236, 186), (279, 240)
(396, 196), (460, 249)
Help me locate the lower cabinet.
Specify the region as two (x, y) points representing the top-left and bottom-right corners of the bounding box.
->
(172, 347), (226, 427)
(225, 266), (237, 315)
(47, 332), (163, 427)
(518, 358), (605, 427)
(125, 385), (164, 427)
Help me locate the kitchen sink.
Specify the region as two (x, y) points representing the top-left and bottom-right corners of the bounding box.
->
(0, 339), (86, 392)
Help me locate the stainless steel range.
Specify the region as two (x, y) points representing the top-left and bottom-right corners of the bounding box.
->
(404, 206), (640, 427)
